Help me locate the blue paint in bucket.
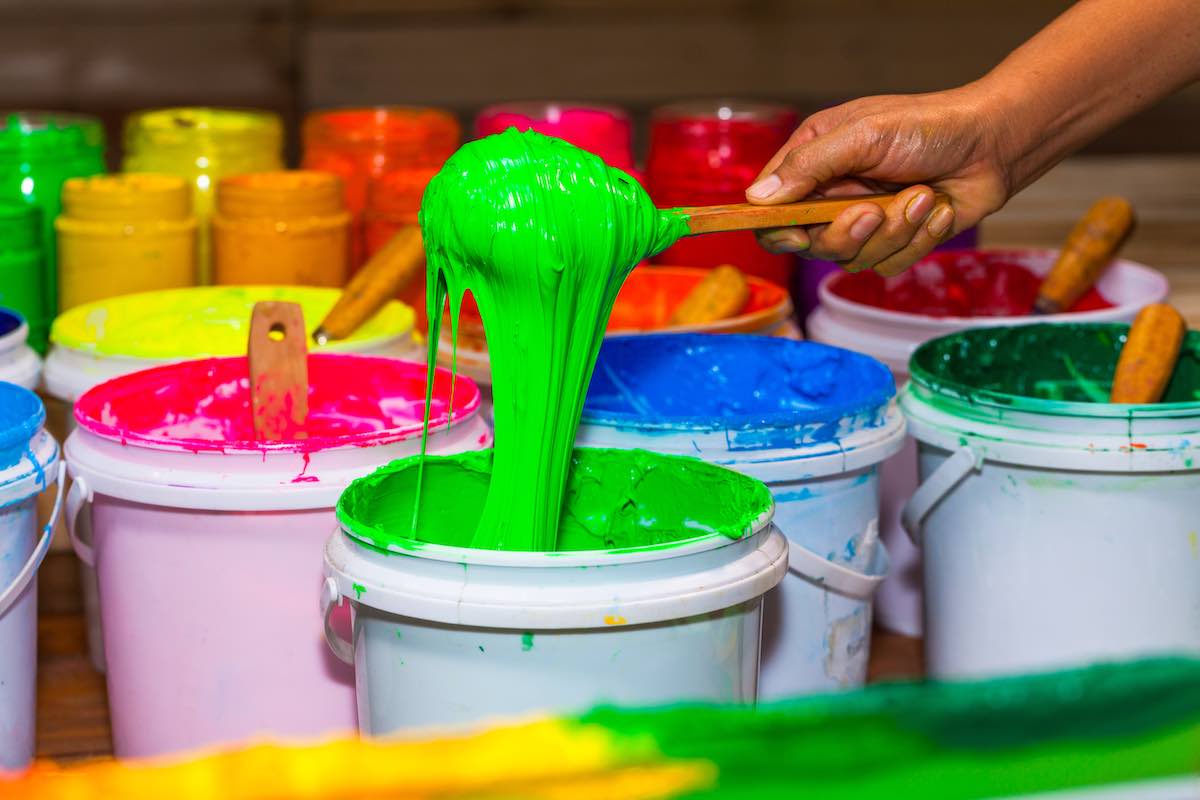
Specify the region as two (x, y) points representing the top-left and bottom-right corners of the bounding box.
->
(0, 381), (58, 770)
(0, 309), (21, 341)
(579, 334), (905, 699)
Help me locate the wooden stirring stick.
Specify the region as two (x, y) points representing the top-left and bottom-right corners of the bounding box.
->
(1033, 196), (1135, 315)
(313, 225), (426, 344)
(1110, 303), (1186, 404)
(676, 192), (949, 235)
(670, 265), (750, 325)
(249, 301), (309, 441)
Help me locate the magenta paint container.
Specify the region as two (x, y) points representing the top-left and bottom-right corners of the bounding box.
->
(63, 354), (489, 759)
(474, 101), (639, 179)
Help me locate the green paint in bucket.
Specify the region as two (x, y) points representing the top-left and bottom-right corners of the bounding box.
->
(0, 113), (106, 351)
(909, 322), (1200, 411)
(339, 447), (772, 554)
(0, 203), (43, 353)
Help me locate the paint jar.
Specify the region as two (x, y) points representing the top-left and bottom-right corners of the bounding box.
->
(122, 108), (284, 284)
(0, 204), (45, 355)
(807, 248), (1170, 638)
(441, 265), (796, 425)
(646, 100), (796, 287)
(0, 383), (62, 770)
(56, 174), (197, 311)
(475, 102), (638, 176)
(45, 285), (417, 674)
(213, 171), (351, 287)
(364, 166), (439, 332)
(0, 309), (39, 390)
(302, 106), (459, 267)
(579, 334), (902, 697)
(0, 113), (105, 351)
(902, 323), (1200, 678)
(322, 447), (787, 735)
(65, 354), (489, 758)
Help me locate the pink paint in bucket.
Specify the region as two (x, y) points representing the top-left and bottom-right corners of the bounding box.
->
(64, 354), (489, 759)
(0, 382), (61, 771)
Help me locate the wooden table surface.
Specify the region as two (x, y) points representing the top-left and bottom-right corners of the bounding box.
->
(32, 155), (1198, 764)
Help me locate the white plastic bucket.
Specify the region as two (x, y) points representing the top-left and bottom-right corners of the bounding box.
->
(0, 310), (40, 390)
(807, 248), (1169, 636)
(0, 383), (62, 770)
(900, 323), (1200, 679)
(43, 285), (419, 674)
(65, 354), (489, 759)
(577, 334), (903, 697)
(323, 448), (788, 736)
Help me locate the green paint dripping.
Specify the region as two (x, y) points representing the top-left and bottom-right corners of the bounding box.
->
(521, 632), (535, 652)
(352, 582), (366, 600)
(415, 129), (691, 551)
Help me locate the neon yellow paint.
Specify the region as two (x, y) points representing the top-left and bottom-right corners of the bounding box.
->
(418, 129), (689, 551)
(50, 285), (413, 358)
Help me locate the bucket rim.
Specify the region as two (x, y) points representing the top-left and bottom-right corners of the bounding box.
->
(580, 333), (895, 432)
(908, 323), (1200, 420)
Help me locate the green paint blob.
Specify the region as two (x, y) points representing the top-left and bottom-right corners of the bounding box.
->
(337, 448), (771, 553)
(910, 323), (1200, 411)
(418, 129), (690, 551)
(521, 632), (535, 651)
(352, 583), (366, 600)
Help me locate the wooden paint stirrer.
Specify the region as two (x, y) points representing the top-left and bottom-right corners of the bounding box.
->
(249, 301), (309, 441)
(1033, 196), (1135, 315)
(676, 192), (949, 236)
(1110, 303), (1187, 404)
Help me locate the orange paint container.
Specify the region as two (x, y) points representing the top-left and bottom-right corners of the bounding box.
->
(301, 107), (459, 268)
(213, 171), (350, 287)
(364, 166), (439, 332)
(56, 174), (197, 311)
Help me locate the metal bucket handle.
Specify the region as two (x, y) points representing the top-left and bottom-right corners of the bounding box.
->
(901, 445), (983, 546)
(0, 461), (66, 618)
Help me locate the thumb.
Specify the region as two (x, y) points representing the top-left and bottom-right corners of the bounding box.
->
(745, 128), (870, 205)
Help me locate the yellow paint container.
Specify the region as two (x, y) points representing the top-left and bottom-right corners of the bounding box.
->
(55, 174), (196, 312)
(213, 171), (350, 287)
(122, 108), (284, 284)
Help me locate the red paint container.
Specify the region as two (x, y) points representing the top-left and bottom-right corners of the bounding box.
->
(647, 101), (797, 286)
(302, 107), (460, 268)
(365, 166), (440, 332)
(475, 101), (638, 177)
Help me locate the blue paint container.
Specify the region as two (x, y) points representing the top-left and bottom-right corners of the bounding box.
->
(0, 382), (62, 769)
(580, 334), (904, 698)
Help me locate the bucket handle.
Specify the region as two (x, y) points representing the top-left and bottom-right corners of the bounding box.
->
(786, 519), (887, 599)
(66, 475), (95, 568)
(321, 577), (355, 665)
(0, 461), (66, 618)
(901, 445), (982, 546)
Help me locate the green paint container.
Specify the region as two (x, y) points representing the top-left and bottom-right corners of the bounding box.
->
(0, 113), (106, 351)
(0, 203), (43, 353)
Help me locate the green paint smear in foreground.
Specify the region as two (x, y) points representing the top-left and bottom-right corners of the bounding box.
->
(417, 129), (690, 551)
(338, 448), (771, 552)
(910, 323), (1200, 410)
(579, 657), (1200, 799)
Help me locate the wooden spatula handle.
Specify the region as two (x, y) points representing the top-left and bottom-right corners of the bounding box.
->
(678, 192), (950, 235)
(1110, 303), (1186, 404)
(1034, 196), (1135, 315)
(249, 301), (309, 441)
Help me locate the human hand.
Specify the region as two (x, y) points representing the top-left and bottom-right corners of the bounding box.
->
(745, 87), (1012, 276)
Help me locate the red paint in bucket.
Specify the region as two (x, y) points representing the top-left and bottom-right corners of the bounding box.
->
(646, 101), (797, 287)
(75, 354), (479, 453)
(829, 250), (1114, 318)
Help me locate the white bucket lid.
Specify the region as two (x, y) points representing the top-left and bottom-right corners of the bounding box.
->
(901, 323), (1200, 472)
(579, 334), (906, 480)
(0, 384), (58, 508)
(808, 249), (1169, 375)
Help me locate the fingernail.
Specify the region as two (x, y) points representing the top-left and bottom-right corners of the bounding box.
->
(747, 174), (782, 200)
(905, 191), (934, 223)
(927, 205), (955, 238)
(849, 212), (883, 241)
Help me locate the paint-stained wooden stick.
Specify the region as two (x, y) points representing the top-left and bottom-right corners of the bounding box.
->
(249, 301), (309, 441)
(676, 192), (949, 236)
(1034, 196), (1135, 315)
(313, 225), (426, 344)
(670, 265), (750, 325)
(1110, 303), (1186, 404)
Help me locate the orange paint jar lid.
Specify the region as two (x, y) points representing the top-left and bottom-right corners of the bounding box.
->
(62, 173), (193, 222)
(216, 171), (346, 220)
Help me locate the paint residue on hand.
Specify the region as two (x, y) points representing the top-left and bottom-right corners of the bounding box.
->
(337, 448), (772, 553)
(418, 129), (690, 551)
